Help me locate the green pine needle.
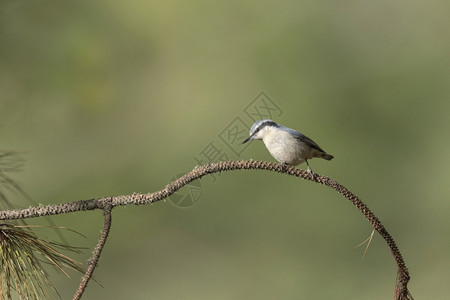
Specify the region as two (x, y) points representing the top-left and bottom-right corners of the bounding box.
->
(0, 224), (86, 299)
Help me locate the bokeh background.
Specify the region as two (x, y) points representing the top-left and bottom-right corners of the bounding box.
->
(1, 1), (450, 299)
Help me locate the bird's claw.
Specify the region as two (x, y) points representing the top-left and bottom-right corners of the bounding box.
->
(307, 167), (316, 180)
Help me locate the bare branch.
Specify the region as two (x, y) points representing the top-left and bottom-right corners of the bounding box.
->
(0, 160), (413, 299)
(73, 200), (112, 300)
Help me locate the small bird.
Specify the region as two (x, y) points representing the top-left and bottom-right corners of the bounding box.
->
(242, 119), (333, 175)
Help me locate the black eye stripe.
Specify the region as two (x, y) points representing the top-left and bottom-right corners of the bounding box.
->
(254, 121), (277, 133)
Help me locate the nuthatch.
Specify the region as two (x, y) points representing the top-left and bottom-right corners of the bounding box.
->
(242, 119), (333, 174)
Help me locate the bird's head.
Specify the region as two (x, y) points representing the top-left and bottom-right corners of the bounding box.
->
(242, 119), (279, 144)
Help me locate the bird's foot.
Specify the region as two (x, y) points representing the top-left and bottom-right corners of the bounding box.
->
(307, 167), (316, 180)
(280, 163), (288, 172)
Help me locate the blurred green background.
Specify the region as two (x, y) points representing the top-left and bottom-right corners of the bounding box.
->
(1, 0), (450, 299)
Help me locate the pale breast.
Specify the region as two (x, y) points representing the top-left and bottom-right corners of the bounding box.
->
(262, 129), (313, 166)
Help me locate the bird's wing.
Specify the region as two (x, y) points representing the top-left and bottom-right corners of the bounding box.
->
(287, 128), (326, 153)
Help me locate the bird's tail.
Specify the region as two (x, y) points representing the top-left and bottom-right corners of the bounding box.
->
(320, 153), (334, 160)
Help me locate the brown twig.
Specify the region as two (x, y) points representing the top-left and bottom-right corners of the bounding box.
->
(73, 199), (112, 300)
(0, 160), (413, 299)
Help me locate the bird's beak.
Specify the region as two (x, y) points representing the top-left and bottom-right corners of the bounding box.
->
(242, 136), (252, 144)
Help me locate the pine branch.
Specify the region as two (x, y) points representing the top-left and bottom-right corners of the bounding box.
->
(0, 160), (413, 299)
(73, 200), (112, 300)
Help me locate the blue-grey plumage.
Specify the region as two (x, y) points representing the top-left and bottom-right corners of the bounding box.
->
(242, 119), (333, 172)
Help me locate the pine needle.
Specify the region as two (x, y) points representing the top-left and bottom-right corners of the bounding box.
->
(352, 229), (375, 259)
(0, 224), (86, 299)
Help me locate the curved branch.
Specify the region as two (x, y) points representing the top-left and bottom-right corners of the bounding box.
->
(0, 160), (413, 299)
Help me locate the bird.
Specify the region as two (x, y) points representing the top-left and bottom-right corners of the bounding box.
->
(242, 119), (333, 175)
